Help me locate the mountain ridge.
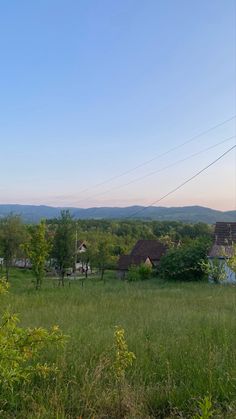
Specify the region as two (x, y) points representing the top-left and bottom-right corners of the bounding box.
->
(0, 204), (235, 223)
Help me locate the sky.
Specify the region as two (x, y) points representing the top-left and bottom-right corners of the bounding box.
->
(0, 0), (235, 211)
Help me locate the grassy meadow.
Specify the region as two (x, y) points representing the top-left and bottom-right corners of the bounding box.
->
(1, 269), (236, 418)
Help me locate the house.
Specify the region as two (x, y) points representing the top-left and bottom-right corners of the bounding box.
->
(208, 222), (236, 283)
(75, 241), (90, 272)
(117, 239), (167, 278)
(130, 239), (167, 267)
(76, 240), (87, 253)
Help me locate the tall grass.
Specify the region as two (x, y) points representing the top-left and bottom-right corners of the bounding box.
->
(1, 269), (236, 418)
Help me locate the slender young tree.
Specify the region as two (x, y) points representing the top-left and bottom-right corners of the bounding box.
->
(25, 220), (50, 289)
(95, 240), (112, 282)
(52, 210), (75, 286)
(0, 215), (26, 281)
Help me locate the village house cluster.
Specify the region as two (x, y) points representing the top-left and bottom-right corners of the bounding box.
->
(117, 239), (167, 278)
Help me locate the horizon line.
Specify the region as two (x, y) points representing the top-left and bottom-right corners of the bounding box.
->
(0, 203), (235, 213)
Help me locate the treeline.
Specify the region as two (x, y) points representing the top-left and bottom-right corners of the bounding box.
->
(0, 212), (213, 286)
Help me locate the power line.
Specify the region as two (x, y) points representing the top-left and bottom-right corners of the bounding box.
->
(80, 135), (235, 202)
(127, 144), (236, 219)
(78, 115), (236, 196)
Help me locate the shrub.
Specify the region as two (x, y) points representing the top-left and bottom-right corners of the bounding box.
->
(127, 263), (152, 281)
(127, 265), (140, 282)
(200, 258), (226, 284)
(138, 263), (152, 280)
(158, 238), (210, 281)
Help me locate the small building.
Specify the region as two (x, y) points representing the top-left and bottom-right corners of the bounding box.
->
(77, 240), (87, 253)
(75, 241), (91, 273)
(130, 239), (167, 267)
(208, 222), (236, 284)
(117, 239), (167, 278)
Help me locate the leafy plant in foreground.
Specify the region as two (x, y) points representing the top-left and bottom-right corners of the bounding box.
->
(0, 277), (66, 412)
(112, 326), (136, 417)
(193, 396), (215, 419)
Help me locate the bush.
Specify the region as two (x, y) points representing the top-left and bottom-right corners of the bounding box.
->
(138, 263), (152, 280)
(127, 265), (140, 282)
(158, 238), (210, 281)
(127, 264), (152, 281)
(0, 277), (66, 412)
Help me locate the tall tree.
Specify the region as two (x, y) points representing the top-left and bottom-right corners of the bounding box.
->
(52, 211), (75, 286)
(25, 220), (50, 289)
(0, 215), (26, 280)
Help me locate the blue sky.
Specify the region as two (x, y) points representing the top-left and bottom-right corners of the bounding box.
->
(0, 0), (235, 210)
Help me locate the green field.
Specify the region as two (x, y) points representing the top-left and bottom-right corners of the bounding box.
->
(1, 269), (236, 418)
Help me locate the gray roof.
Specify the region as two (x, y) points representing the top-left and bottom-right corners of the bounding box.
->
(130, 240), (167, 261)
(208, 222), (236, 258)
(118, 254), (151, 270)
(214, 222), (236, 245)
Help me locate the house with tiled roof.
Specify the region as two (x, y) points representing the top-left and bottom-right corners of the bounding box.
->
(117, 239), (167, 278)
(130, 240), (167, 266)
(208, 222), (236, 283)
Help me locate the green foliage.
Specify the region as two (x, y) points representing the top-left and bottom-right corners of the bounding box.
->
(159, 234), (176, 248)
(200, 244), (236, 283)
(193, 396), (215, 419)
(139, 263), (152, 280)
(24, 220), (50, 289)
(1, 270), (236, 417)
(200, 258), (226, 284)
(112, 326), (136, 417)
(226, 243), (236, 274)
(48, 219), (212, 256)
(52, 210), (75, 285)
(0, 215), (27, 280)
(127, 263), (152, 281)
(127, 265), (141, 282)
(94, 239), (114, 281)
(113, 326), (135, 381)
(0, 277), (9, 294)
(159, 238), (210, 281)
(0, 277), (66, 412)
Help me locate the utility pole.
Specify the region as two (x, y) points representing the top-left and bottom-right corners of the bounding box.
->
(74, 225), (78, 273)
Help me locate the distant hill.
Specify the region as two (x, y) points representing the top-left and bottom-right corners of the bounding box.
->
(0, 204), (235, 224)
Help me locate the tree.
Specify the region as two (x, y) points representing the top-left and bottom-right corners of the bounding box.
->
(95, 240), (112, 281)
(25, 220), (50, 289)
(158, 238), (210, 281)
(0, 215), (26, 280)
(52, 211), (75, 286)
